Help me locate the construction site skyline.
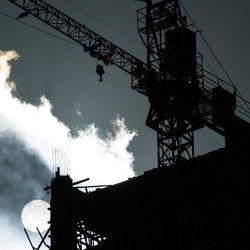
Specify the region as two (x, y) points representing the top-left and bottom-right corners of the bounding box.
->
(0, 0), (250, 249)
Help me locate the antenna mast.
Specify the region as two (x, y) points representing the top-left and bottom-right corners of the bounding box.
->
(53, 147), (70, 177)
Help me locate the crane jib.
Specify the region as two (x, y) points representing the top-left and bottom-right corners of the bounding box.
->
(8, 0), (147, 81)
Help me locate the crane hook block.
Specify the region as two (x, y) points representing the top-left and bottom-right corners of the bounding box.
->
(96, 64), (105, 82)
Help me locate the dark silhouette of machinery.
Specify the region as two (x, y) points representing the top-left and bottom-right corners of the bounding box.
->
(8, 0), (250, 249)
(9, 0), (250, 167)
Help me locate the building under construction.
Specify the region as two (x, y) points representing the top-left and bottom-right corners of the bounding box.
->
(50, 134), (249, 250)
(8, 0), (250, 249)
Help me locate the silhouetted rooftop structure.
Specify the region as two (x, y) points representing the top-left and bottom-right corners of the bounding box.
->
(72, 135), (250, 250)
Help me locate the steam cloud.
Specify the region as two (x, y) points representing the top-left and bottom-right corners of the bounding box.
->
(0, 50), (137, 250)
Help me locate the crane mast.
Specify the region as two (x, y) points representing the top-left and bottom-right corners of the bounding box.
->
(8, 0), (249, 167)
(137, 0), (201, 166)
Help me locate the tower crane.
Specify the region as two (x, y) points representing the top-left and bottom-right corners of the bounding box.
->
(8, 0), (250, 167)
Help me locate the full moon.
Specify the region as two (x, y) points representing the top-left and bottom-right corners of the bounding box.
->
(21, 200), (50, 233)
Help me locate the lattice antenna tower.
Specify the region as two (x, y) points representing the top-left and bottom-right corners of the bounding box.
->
(52, 147), (71, 177)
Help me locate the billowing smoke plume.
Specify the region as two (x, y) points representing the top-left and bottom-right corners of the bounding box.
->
(0, 50), (137, 250)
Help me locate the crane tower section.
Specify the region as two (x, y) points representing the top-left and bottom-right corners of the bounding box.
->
(135, 0), (202, 166)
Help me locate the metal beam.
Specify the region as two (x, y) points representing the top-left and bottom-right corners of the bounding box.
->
(8, 0), (147, 88)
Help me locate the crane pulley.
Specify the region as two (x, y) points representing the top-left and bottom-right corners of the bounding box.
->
(8, 0), (250, 167)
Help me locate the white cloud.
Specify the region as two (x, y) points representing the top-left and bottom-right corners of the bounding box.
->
(0, 49), (137, 249)
(0, 49), (137, 184)
(70, 116), (136, 184)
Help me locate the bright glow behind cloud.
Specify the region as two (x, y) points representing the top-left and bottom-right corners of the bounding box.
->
(0, 48), (137, 250)
(0, 49), (137, 184)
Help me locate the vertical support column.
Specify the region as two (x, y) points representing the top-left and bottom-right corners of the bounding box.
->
(157, 124), (194, 167)
(50, 169), (77, 250)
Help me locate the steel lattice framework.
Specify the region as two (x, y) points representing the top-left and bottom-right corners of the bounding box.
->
(9, 0), (198, 167)
(8, 0), (248, 167)
(9, 0), (147, 86)
(138, 0), (196, 166)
